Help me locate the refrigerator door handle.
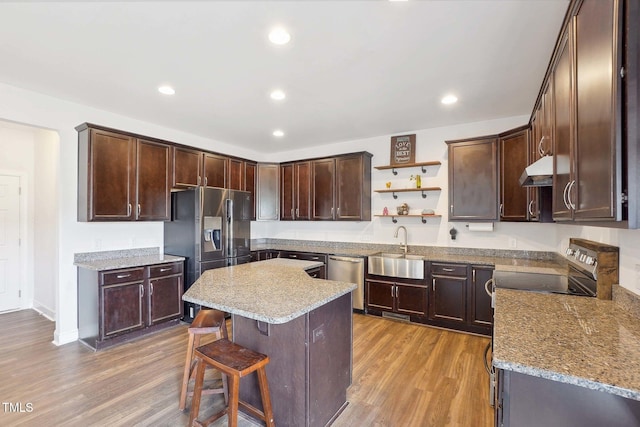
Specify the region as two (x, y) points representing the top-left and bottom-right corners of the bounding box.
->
(225, 198), (233, 258)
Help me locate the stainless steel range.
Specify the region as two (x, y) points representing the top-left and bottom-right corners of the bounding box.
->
(490, 238), (619, 299)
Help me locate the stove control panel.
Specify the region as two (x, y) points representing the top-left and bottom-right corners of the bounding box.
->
(566, 243), (599, 270)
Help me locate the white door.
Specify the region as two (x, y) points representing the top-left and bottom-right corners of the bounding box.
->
(0, 175), (21, 312)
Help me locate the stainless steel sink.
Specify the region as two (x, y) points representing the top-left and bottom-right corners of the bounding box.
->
(367, 252), (425, 279)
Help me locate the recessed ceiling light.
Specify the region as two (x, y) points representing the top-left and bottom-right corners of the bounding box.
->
(270, 90), (286, 101)
(441, 94), (458, 105)
(273, 130), (285, 137)
(269, 27), (291, 45)
(158, 85), (175, 95)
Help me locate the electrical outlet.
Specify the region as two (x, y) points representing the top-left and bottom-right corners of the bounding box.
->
(509, 238), (517, 248)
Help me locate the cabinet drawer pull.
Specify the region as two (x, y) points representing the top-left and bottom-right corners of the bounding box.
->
(137, 204), (141, 216)
(140, 284), (144, 297)
(290, 254), (297, 258)
(159, 267), (172, 272)
(116, 273), (131, 279)
(127, 203), (132, 217)
(567, 180), (576, 210)
(442, 268), (455, 272)
(432, 278), (436, 291)
(150, 283), (154, 295)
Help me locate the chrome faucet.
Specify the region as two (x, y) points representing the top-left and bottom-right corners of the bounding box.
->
(394, 225), (408, 255)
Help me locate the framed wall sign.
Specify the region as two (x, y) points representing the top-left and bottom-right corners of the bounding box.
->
(390, 134), (416, 165)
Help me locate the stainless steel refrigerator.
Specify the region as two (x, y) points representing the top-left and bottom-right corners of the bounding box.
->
(164, 187), (252, 322)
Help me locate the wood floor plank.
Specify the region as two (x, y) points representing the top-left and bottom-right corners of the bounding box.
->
(0, 310), (493, 426)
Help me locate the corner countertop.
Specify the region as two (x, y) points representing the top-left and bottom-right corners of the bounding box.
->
(182, 258), (357, 324)
(74, 247), (184, 271)
(493, 288), (640, 401)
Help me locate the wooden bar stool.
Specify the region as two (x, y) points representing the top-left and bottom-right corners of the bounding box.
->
(179, 309), (229, 411)
(189, 338), (275, 427)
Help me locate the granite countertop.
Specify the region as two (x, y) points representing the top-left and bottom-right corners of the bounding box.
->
(182, 258), (357, 324)
(493, 288), (640, 401)
(74, 247), (185, 271)
(252, 241), (567, 275)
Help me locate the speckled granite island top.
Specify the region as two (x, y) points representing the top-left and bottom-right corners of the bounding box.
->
(182, 258), (357, 324)
(493, 288), (640, 400)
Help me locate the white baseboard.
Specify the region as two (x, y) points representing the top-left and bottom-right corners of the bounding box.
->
(33, 303), (55, 321)
(53, 328), (79, 346)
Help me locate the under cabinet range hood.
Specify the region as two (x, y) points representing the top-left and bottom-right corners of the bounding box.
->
(519, 155), (553, 187)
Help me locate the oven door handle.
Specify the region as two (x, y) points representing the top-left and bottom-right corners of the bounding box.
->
(484, 278), (494, 297)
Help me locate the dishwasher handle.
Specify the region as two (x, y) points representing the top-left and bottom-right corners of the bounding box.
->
(329, 256), (363, 263)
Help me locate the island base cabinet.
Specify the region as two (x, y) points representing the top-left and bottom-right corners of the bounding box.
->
(233, 293), (352, 427)
(497, 370), (640, 427)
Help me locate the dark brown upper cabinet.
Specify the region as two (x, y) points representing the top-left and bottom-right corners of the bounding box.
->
(280, 163), (294, 220)
(77, 124), (171, 222)
(552, 27), (575, 221)
(280, 161), (311, 220)
(552, 0), (623, 222)
(499, 127), (529, 221)
(203, 153), (227, 189)
(312, 158), (335, 220)
(172, 146), (203, 188)
(244, 161), (257, 220)
(227, 157), (244, 191)
(256, 163), (280, 221)
(311, 152), (372, 221)
(446, 137), (499, 221)
(135, 139), (172, 220)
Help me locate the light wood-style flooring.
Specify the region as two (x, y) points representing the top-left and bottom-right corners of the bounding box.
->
(0, 310), (492, 427)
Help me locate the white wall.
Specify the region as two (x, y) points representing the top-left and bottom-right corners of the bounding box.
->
(33, 128), (59, 318)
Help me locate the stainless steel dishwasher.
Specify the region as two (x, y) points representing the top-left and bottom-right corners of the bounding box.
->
(327, 255), (364, 311)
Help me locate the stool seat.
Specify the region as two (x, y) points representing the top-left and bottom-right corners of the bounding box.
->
(189, 338), (275, 427)
(179, 309), (228, 411)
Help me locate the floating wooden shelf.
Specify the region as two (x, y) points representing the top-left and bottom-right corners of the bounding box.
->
(374, 187), (441, 199)
(375, 214), (442, 224)
(374, 161), (442, 175)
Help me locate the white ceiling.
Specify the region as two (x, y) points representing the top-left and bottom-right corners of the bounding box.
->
(0, 1), (569, 153)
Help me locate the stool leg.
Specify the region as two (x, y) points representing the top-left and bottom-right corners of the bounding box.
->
(256, 367), (275, 427)
(188, 357), (206, 427)
(179, 332), (196, 410)
(227, 374), (240, 427)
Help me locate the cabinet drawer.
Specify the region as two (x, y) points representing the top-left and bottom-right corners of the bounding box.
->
(430, 263), (468, 277)
(101, 268), (145, 285)
(149, 262), (183, 278)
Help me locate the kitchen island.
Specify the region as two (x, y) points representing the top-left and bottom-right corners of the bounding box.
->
(493, 288), (640, 426)
(183, 258), (357, 427)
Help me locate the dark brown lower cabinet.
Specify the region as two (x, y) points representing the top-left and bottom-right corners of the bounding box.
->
(78, 261), (184, 350)
(469, 265), (494, 328)
(496, 369), (640, 427)
(366, 276), (428, 318)
(429, 263), (468, 323)
(365, 261), (493, 336)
